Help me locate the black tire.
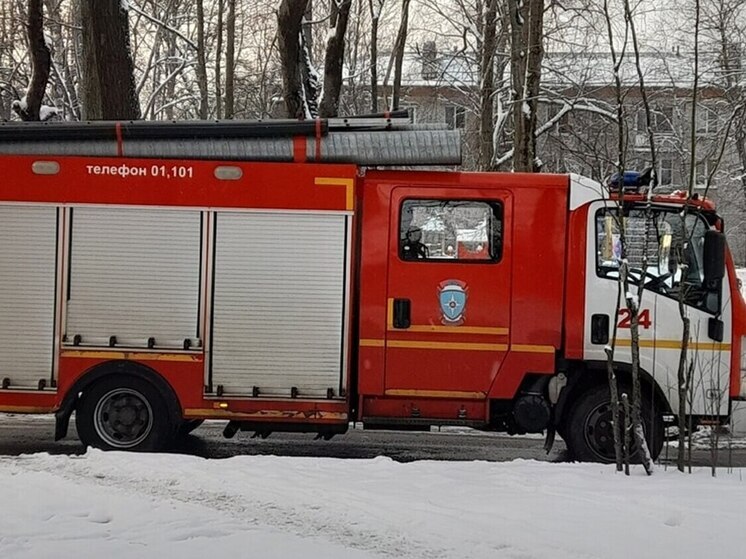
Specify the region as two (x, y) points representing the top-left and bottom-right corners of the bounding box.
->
(76, 375), (175, 452)
(177, 419), (204, 437)
(564, 383), (664, 463)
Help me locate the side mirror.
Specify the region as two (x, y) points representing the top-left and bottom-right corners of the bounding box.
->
(703, 230), (726, 285)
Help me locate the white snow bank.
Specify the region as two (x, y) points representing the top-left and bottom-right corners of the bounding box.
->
(1, 451), (745, 559)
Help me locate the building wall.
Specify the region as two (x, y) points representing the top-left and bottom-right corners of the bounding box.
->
(392, 77), (746, 263)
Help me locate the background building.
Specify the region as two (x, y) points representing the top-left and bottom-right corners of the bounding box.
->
(382, 43), (746, 263)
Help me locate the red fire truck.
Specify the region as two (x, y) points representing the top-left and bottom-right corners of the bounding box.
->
(0, 114), (744, 462)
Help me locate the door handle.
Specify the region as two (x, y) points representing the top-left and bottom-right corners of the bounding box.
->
(393, 298), (411, 329)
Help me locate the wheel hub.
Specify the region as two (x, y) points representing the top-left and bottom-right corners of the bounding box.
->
(584, 403), (617, 461)
(93, 388), (154, 449)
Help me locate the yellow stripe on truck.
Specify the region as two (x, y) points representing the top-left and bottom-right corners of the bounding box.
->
(615, 339), (731, 351)
(61, 350), (202, 362)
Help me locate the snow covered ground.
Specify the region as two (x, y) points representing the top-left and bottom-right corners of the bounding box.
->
(1, 450), (744, 559)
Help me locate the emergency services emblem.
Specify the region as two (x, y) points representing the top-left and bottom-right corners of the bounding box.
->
(438, 280), (468, 325)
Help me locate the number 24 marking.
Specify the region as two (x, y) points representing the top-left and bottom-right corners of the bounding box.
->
(617, 308), (652, 329)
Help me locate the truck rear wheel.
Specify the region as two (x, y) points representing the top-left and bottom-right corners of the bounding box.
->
(76, 375), (175, 451)
(564, 384), (664, 463)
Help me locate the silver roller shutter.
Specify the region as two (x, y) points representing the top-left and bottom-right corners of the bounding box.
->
(65, 207), (202, 348)
(211, 212), (348, 397)
(0, 205), (57, 388)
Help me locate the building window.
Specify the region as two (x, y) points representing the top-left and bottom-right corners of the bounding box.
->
(696, 106), (719, 135)
(400, 199), (502, 262)
(658, 157), (673, 185)
(636, 109), (647, 133)
(420, 40), (440, 80)
(445, 105), (466, 129)
(637, 106), (674, 134)
(695, 158), (719, 189)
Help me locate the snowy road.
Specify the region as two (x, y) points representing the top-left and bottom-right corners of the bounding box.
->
(1, 414), (746, 467)
(0, 414), (569, 461)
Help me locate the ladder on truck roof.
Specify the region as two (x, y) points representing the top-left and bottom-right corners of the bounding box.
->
(0, 111), (462, 167)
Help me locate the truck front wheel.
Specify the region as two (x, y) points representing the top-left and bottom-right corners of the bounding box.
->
(564, 384), (664, 463)
(76, 376), (175, 451)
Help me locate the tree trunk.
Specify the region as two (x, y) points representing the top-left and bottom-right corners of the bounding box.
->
(215, 0), (224, 119)
(391, 0), (410, 111)
(79, 0), (140, 120)
(622, 392), (631, 475)
(318, 0), (351, 117)
(69, 0), (84, 119)
(13, 0), (51, 121)
(195, 0), (209, 119)
(736, 128), (746, 199)
(303, 0), (313, 52)
(277, 0), (309, 118)
(602, 0), (628, 472)
(165, 24), (177, 120)
(45, 0), (79, 120)
(677, 297), (691, 473)
(508, 0), (544, 172)
(225, 0), (236, 119)
(604, 278), (625, 471)
(627, 291), (654, 475)
(477, 0), (498, 171)
(299, 35), (320, 117)
(624, 0), (657, 183)
(369, 0), (380, 113)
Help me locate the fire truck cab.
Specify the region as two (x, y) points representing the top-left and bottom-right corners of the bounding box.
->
(0, 115), (743, 462)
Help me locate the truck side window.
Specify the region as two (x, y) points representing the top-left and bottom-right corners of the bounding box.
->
(400, 200), (502, 262)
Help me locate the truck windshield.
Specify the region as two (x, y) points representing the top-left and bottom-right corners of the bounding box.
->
(595, 207), (716, 313)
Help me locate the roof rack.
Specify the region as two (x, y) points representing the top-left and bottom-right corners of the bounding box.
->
(0, 112), (461, 166)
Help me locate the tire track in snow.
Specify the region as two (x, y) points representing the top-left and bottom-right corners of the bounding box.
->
(2, 453), (511, 559)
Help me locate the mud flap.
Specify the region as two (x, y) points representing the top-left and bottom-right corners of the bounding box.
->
(54, 398), (76, 441)
(543, 422), (556, 454)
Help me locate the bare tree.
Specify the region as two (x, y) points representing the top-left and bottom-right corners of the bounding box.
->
(369, 0), (384, 113)
(601, 0), (627, 471)
(195, 0), (209, 118)
(225, 0), (236, 118)
(12, 0), (53, 121)
(215, 0), (224, 118)
(508, 0), (544, 172)
(45, 0), (81, 120)
(382, 0), (410, 111)
(79, 0), (140, 119)
(477, 0), (501, 170)
(318, 0), (352, 117)
(278, 0), (309, 118)
(702, 1), (746, 205)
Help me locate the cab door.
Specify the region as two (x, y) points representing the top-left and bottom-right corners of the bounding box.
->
(384, 187), (512, 396)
